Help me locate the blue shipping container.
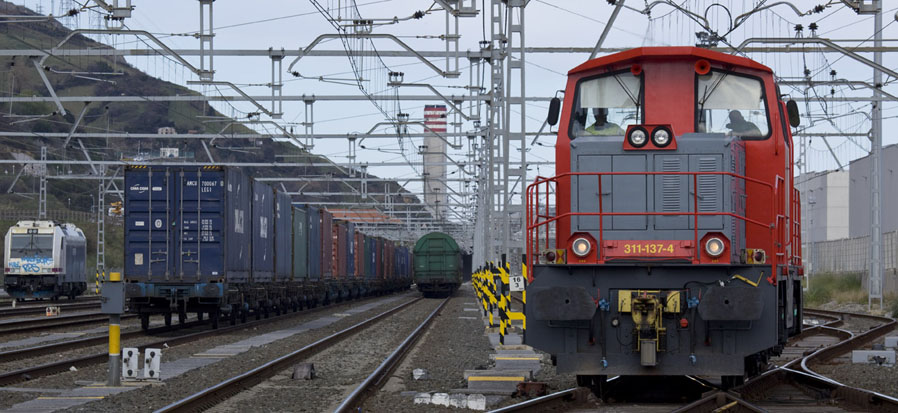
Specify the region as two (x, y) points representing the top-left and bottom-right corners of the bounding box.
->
(252, 180), (274, 283)
(306, 206), (322, 281)
(274, 191), (292, 281)
(124, 166), (251, 283)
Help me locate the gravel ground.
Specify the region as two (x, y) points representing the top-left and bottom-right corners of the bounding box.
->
(362, 287), (495, 413)
(0, 313), (140, 347)
(0, 315), (195, 360)
(813, 325), (898, 398)
(0, 391), (43, 410)
(209, 297), (445, 413)
(0, 316), (205, 375)
(48, 292), (417, 412)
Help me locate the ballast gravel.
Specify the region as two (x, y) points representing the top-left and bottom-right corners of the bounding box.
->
(10, 292), (415, 412)
(209, 297), (445, 412)
(361, 287), (496, 412)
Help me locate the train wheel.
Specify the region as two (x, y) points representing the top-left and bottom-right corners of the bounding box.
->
(255, 307), (261, 320)
(241, 308), (248, 323)
(178, 311), (187, 325)
(197, 312), (204, 322)
(229, 305), (238, 326)
(211, 310), (220, 329)
(164, 312), (172, 327)
(263, 305), (270, 319)
(140, 315), (150, 331)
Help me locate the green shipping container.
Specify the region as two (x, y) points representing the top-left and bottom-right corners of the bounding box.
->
(292, 206), (309, 280)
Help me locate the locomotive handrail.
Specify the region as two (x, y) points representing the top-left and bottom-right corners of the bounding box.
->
(526, 170), (779, 274)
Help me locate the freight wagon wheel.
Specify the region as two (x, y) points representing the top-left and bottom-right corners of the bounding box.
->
(164, 312), (172, 327)
(292, 300), (298, 312)
(229, 306), (237, 326)
(240, 309), (248, 323)
(263, 305), (270, 319)
(140, 315), (150, 331)
(178, 311), (187, 325)
(211, 310), (220, 329)
(197, 312), (204, 321)
(255, 306), (261, 320)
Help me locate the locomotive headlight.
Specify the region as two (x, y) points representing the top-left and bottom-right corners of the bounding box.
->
(705, 237), (725, 257)
(652, 127), (672, 147)
(627, 127), (648, 148)
(572, 237), (592, 257)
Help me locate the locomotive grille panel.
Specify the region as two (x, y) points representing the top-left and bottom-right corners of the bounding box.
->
(694, 155), (723, 229)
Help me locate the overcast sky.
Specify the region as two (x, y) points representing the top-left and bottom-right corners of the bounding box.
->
(14, 0), (898, 209)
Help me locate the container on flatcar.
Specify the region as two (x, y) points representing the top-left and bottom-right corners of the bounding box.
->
(292, 206), (308, 281)
(375, 237), (384, 279)
(333, 220), (348, 278)
(353, 231), (364, 279)
(251, 180), (274, 283)
(124, 166), (251, 285)
(364, 236), (375, 279)
(346, 222), (355, 277)
(274, 191), (292, 282)
(306, 206), (321, 281)
(321, 209), (334, 279)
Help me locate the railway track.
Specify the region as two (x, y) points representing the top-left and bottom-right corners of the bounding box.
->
(0, 294), (412, 387)
(0, 301), (99, 317)
(0, 319), (205, 363)
(336, 297), (450, 412)
(0, 312), (137, 336)
(155, 296), (441, 413)
(490, 307), (897, 412)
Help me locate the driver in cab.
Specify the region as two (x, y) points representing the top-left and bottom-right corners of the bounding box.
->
(586, 108), (624, 135)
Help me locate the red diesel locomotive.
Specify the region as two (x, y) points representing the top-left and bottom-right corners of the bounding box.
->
(525, 47), (803, 390)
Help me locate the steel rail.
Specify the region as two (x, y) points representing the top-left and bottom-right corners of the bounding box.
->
(0, 319), (205, 363)
(0, 313), (137, 336)
(154, 297), (423, 413)
(678, 309), (898, 412)
(486, 388), (584, 413)
(0, 294), (412, 386)
(0, 302), (98, 317)
(335, 297), (450, 412)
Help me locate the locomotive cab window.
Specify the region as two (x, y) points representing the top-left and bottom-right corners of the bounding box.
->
(9, 234), (53, 259)
(571, 71), (643, 138)
(696, 70), (770, 139)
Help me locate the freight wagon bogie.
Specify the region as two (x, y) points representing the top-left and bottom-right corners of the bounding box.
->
(527, 47), (804, 390)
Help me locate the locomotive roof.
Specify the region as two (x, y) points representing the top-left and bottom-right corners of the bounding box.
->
(569, 46), (773, 75)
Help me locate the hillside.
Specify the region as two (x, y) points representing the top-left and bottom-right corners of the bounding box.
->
(0, 2), (428, 275)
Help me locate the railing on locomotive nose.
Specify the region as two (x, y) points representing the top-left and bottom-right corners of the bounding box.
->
(525, 170), (784, 277)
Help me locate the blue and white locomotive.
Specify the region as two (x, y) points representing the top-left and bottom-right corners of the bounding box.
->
(3, 220), (88, 300)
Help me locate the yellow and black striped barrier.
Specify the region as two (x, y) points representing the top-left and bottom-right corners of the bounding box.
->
(94, 270), (106, 295)
(471, 262), (526, 345)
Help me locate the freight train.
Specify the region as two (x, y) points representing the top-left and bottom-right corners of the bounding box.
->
(3, 220), (87, 300)
(525, 47), (804, 392)
(413, 232), (462, 297)
(123, 166), (412, 330)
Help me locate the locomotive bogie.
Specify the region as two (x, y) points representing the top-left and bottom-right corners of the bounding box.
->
(526, 264), (788, 376)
